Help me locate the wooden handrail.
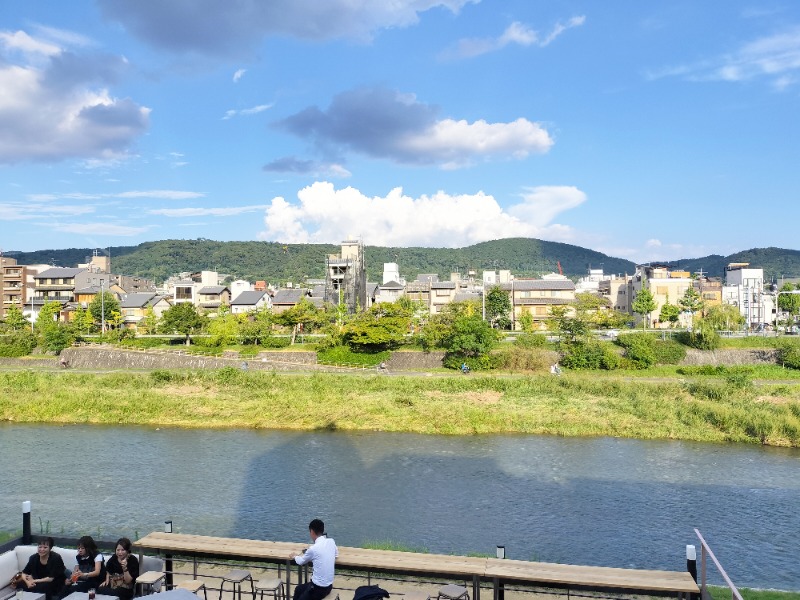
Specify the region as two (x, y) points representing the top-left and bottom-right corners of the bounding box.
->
(694, 528), (743, 600)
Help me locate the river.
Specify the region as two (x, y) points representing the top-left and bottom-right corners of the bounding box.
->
(0, 425), (797, 590)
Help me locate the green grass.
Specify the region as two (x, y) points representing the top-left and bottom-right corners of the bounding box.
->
(709, 586), (800, 600)
(1, 370), (799, 446)
(360, 540), (429, 553)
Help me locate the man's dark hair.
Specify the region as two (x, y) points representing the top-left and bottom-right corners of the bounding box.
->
(308, 519), (325, 536)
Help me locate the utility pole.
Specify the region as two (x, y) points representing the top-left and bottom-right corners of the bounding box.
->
(101, 279), (106, 335)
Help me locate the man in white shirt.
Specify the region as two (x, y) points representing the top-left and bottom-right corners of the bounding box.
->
(289, 519), (338, 600)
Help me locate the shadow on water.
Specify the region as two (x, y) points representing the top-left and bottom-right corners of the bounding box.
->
(0, 424), (797, 590)
(229, 431), (800, 591)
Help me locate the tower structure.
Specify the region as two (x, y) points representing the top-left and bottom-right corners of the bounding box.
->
(324, 239), (366, 313)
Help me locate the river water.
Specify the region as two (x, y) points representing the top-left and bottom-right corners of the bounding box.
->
(0, 425), (797, 590)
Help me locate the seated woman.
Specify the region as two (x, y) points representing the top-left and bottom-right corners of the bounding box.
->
(98, 538), (139, 600)
(17, 537), (66, 600)
(62, 536), (105, 596)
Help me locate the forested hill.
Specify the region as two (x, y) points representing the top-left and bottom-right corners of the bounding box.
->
(8, 239), (799, 284)
(6, 238), (636, 284)
(662, 247), (800, 282)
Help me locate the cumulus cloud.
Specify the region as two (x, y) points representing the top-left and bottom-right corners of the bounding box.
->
(0, 27), (149, 164)
(222, 103), (274, 119)
(647, 25), (800, 89)
(271, 86), (553, 169)
(441, 16), (585, 60)
(232, 68), (246, 82)
(97, 0), (476, 56)
(258, 181), (584, 246)
(148, 205), (269, 217)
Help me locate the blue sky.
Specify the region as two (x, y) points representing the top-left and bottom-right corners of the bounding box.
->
(1, 1), (798, 262)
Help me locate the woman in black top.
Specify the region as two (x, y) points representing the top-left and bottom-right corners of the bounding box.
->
(98, 538), (139, 600)
(62, 535), (105, 596)
(19, 537), (66, 600)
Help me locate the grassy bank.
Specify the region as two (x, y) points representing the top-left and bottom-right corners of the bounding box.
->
(1, 369), (799, 446)
(710, 587), (800, 600)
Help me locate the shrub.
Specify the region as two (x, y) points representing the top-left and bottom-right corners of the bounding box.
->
(317, 346), (389, 367)
(514, 333), (547, 349)
(0, 331), (37, 357)
(560, 341), (619, 370)
(777, 341), (800, 370)
(494, 347), (554, 372)
(677, 329), (721, 350)
(258, 336), (291, 349)
(652, 340), (687, 364)
(443, 353), (498, 371)
(615, 333), (656, 368)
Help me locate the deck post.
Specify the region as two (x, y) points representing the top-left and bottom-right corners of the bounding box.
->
(687, 545), (699, 600)
(164, 521), (174, 590)
(22, 501), (31, 545)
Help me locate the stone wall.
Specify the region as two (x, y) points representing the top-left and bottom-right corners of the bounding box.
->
(681, 348), (779, 366)
(59, 347), (331, 372)
(386, 351), (445, 370)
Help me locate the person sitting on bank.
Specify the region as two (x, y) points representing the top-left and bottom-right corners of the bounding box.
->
(18, 537), (66, 600)
(63, 535), (105, 596)
(289, 519), (338, 600)
(98, 537), (139, 600)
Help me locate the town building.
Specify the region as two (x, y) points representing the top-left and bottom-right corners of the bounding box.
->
(324, 239), (367, 313)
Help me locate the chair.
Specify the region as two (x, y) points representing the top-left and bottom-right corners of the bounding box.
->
(177, 579), (208, 600)
(254, 578), (284, 600)
(437, 584), (469, 600)
(218, 569), (254, 600)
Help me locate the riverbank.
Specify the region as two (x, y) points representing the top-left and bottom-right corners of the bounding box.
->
(2, 369), (799, 446)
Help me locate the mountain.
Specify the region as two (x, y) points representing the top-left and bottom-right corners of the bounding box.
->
(6, 239), (799, 284)
(662, 247), (800, 282)
(5, 238), (635, 283)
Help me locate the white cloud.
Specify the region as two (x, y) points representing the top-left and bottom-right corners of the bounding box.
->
(648, 26), (800, 89)
(51, 222), (150, 236)
(0, 202), (94, 220)
(223, 103), (274, 119)
(0, 28), (149, 164)
(258, 181), (585, 246)
(645, 239), (662, 248)
(233, 68), (246, 82)
(275, 87), (553, 169)
(441, 15), (585, 60)
(149, 205), (269, 217)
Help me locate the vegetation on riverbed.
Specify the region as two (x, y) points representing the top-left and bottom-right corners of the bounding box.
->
(1, 370), (798, 446)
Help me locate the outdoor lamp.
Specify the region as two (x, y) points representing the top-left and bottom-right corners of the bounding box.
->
(496, 545), (505, 559)
(165, 520), (173, 533)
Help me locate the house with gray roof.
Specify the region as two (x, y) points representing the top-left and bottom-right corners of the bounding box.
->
(119, 292), (171, 330)
(197, 285), (231, 310)
(499, 278), (576, 330)
(230, 290), (271, 314)
(272, 288), (311, 314)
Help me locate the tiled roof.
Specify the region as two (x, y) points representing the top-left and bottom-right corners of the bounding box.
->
(500, 280), (576, 291)
(273, 289), (308, 304)
(35, 267), (86, 279)
(198, 286), (228, 294)
(231, 290), (267, 306)
(120, 292), (158, 308)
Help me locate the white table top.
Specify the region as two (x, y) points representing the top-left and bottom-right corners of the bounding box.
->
(61, 592), (119, 600)
(15, 592), (45, 600)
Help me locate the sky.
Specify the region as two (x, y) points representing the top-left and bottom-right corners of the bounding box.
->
(1, 1), (799, 263)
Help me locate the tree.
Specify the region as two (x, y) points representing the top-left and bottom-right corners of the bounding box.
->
(486, 286), (512, 329)
(72, 305), (94, 335)
(631, 288), (656, 330)
(89, 292), (121, 331)
(703, 304), (745, 332)
(679, 287), (704, 325)
(2, 304), (28, 331)
(140, 307), (159, 335)
(778, 283), (800, 316)
(273, 298), (325, 344)
(659, 296), (681, 328)
(443, 314), (499, 362)
(342, 302), (412, 351)
(206, 312), (240, 346)
(159, 303), (207, 344)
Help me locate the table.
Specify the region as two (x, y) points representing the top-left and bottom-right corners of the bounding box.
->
(14, 592), (45, 600)
(61, 592), (118, 600)
(135, 532), (700, 600)
(484, 558), (699, 598)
